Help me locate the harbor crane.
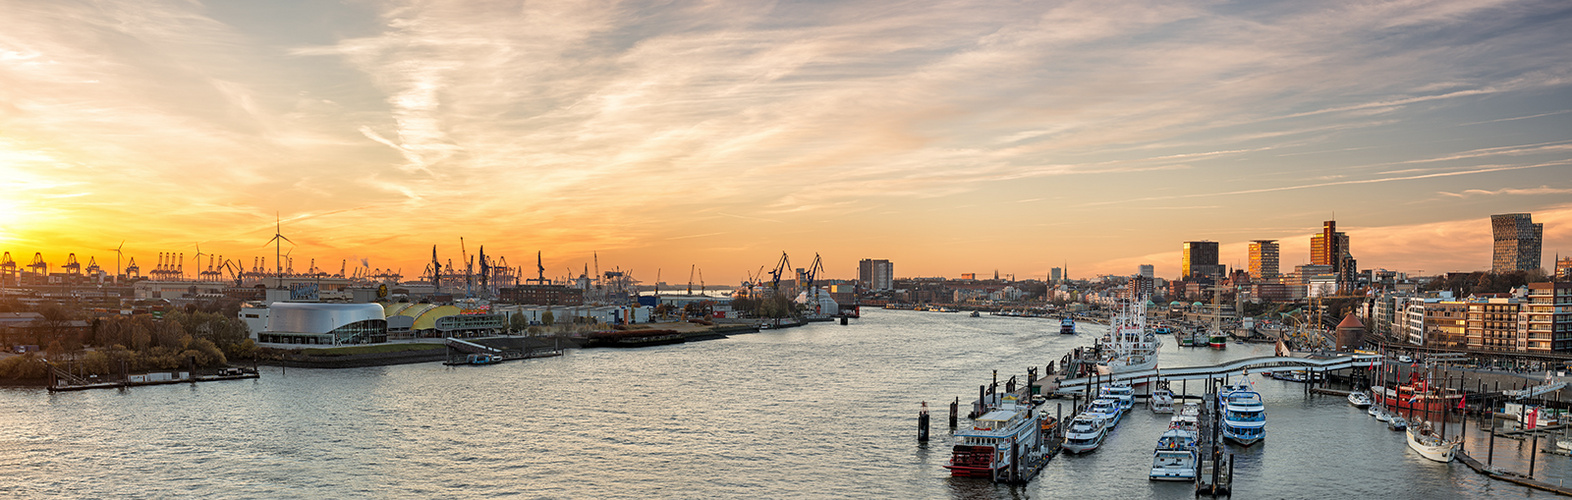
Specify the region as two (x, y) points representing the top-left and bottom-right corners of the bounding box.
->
(768, 251), (792, 292)
(0, 252), (16, 285)
(28, 252), (47, 276)
(64, 253), (81, 275)
(84, 256), (101, 276)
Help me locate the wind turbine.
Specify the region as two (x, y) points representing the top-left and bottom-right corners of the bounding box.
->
(266, 213), (294, 288)
(193, 243), (207, 281)
(109, 240), (125, 283)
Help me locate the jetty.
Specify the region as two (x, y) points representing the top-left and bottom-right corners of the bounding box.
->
(1049, 354), (1383, 394)
(1195, 389), (1233, 496)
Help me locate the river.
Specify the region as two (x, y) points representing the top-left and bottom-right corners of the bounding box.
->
(2, 308), (1567, 498)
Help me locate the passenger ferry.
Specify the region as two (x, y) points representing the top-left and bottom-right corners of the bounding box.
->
(1060, 317), (1076, 335)
(1220, 385), (1266, 446)
(1099, 383), (1135, 413)
(1083, 398), (1125, 428)
(945, 394), (1051, 478)
(1062, 413), (1109, 454)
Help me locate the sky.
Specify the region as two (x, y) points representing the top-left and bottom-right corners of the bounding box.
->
(2, 0), (1571, 285)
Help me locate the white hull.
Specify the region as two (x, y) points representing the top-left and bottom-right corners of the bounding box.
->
(1097, 354), (1159, 376)
(1406, 427), (1459, 462)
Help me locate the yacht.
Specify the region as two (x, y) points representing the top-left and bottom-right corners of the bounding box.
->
(1347, 391), (1372, 408)
(1220, 387), (1266, 446)
(1407, 421), (1460, 462)
(1149, 428), (1199, 481)
(1062, 414), (1109, 454)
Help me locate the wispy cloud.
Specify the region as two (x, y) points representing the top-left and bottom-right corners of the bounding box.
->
(1439, 185), (1572, 198)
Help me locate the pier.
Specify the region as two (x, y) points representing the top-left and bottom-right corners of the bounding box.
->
(1049, 354), (1382, 394)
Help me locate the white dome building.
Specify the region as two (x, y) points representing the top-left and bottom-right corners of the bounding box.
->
(260, 302), (387, 345)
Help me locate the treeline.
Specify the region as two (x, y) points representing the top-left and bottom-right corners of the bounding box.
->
(729, 295), (802, 319)
(1421, 270), (1545, 297)
(0, 308), (256, 380)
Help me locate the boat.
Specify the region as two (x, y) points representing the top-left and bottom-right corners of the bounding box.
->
(447, 353), (501, 366)
(1149, 387), (1175, 414)
(1208, 330), (1228, 349)
(945, 394), (1052, 478)
(1061, 414), (1109, 454)
(970, 311), (980, 317)
(582, 329), (685, 348)
(1406, 421), (1460, 462)
(1084, 398), (1125, 428)
(1060, 317), (1075, 335)
(1100, 383), (1135, 413)
(1370, 371), (1462, 416)
(1149, 428), (1199, 481)
(1095, 298), (1160, 376)
(1347, 391), (1372, 408)
(1219, 386), (1266, 446)
(1367, 405), (1380, 417)
(1265, 370), (1308, 383)
(1374, 408), (1392, 423)
(1388, 416), (1408, 431)
(1170, 404), (1200, 434)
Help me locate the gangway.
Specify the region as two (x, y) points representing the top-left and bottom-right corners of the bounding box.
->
(1503, 382), (1567, 400)
(445, 337), (503, 355)
(1054, 354), (1383, 394)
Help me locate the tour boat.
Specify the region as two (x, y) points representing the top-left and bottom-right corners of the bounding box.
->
(1084, 398), (1125, 428)
(1095, 298), (1160, 375)
(1220, 387), (1266, 446)
(1150, 387), (1175, 414)
(1406, 422), (1460, 462)
(945, 394), (1049, 478)
(1347, 391), (1372, 408)
(1061, 414), (1109, 454)
(1060, 317), (1075, 335)
(1149, 428), (1199, 481)
(1100, 383), (1135, 413)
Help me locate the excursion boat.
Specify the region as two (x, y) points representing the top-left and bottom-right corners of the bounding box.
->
(945, 394), (1050, 478)
(1062, 414), (1109, 454)
(1084, 398), (1125, 428)
(1095, 298), (1160, 376)
(1171, 404), (1200, 434)
(1060, 317), (1076, 335)
(1149, 428), (1199, 481)
(1219, 387), (1266, 446)
(1370, 373), (1462, 416)
(1406, 421), (1460, 462)
(1149, 387), (1175, 414)
(1100, 383), (1135, 413)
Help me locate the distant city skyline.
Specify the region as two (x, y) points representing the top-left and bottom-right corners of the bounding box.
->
(2, 1), (1570, 284)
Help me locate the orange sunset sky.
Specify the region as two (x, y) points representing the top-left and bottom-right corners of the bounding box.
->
(3, 0), (1571, 284)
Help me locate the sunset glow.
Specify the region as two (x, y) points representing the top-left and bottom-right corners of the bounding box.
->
(3, 0), (1570, 282)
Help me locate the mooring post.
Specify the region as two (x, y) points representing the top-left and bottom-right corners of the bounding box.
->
(1488, 417), (1496, 467)
(949, 398), (958, 428)
(1530, 434), (1539, 478)
(918, 402), (930, 442)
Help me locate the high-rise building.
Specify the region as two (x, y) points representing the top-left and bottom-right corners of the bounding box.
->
(1182, 241), (1219, 278)
(1558, 256), (1572, 281)
(1050, 267), (1062, 283)
(1492, 213), (1543, 273)
(1310, 220), (1356, 293)
(1138, 264), (1154, 278)
(858, 259), (894, 291)
(1247, 240), (1279, 282)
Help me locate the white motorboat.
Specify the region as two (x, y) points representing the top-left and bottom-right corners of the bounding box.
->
(1367, 405), (1379, 417)
(1406, 422), (1460, 463)
(1375, 408), (1392, 423)
(1388, 416), (1408, 431)
(1150, 388), (1175, 414)
(1347, 391), (1372, 408)
(1062, 414), (1109, 454)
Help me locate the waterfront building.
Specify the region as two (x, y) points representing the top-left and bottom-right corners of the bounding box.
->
(1466, 296), (1522, 351)
(1369, 291), (1412, 337)
(1492, 213), (1543, 273)
(859, 259), (894, 291)
(1248, 240), (1280, 283)
(258, 302), (387, 345)
(1522, 281), (1571, 352)
(1182, 241), (1220, 279)
(499, 284), (585, 306)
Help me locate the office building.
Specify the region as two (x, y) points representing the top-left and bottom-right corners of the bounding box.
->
(1138, 264), (1154, 279)
(1492, 213), (1543, 272)
(859, 259), (894, 291)
(1248, 240), (1279, 282)
(1182, 241), (1220, 278)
